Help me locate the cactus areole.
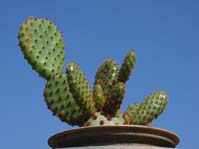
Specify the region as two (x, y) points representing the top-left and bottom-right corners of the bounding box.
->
(18, 17), (172, 128)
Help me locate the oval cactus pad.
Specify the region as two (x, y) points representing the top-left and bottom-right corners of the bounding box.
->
(44, 73), (89, 126)
(18, 17), (65, 80)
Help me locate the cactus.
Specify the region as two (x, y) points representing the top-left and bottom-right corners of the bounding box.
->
(18, 17), (169, 127)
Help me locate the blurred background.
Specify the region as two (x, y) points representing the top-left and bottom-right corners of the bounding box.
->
(0, 1), (198, 148)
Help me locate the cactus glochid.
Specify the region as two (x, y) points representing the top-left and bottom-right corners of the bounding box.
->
(18, 17), (169, 127)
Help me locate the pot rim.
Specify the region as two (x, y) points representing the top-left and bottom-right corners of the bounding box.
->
(48, 125), (180, 148)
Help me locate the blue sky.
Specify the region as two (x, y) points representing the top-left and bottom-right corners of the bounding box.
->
(0, 1), (198, 148)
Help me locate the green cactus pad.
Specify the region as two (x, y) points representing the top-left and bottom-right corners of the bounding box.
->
(128, 91), (168, 125)
(104, 82), (126, 116)
(18, 17), (65, 80)
(43, 73), (89, 126)
(123, 103), (140, 125)
(118, 50), (136, 83)
(84, 112), (125, 126)
(66, 62), (96, 116)
(93, 84), (106, 111)
(94, 59), (119, 98)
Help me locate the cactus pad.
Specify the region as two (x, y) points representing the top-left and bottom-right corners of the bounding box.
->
(104, 82), (126, 116)
(118, 50), (136, 83)
(94, 59), (118, 98)
(18, 17), (65, 80)
(123, 103), (140, 125)
(93, 84), (106, 111)
(66, 62), (96, 116)
(126, 91), (168, 125)
(43, 73), (89, 126)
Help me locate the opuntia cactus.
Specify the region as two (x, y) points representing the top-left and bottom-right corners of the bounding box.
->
(18, 17), (169, 127)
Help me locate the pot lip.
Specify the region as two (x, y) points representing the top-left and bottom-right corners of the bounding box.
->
(48, 125), (180, 148)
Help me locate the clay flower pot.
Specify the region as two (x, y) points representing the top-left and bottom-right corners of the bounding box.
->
(48, 125), (179, 148)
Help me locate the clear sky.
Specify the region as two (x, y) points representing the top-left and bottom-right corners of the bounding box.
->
(0, 1), (198, 148)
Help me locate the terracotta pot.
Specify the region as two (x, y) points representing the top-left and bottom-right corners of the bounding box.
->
(48, 125), (179, 148)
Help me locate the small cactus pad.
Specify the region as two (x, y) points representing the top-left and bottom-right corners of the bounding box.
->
(94, 59), (118, 98)
(93, 84), (106, 111)
(104, 82), (126, 116)
(128, 91), (168, 125)
(66, 62), (96, 116)
(43, 73), (89, 126)
(18, 17), (65, 80)
(123, 103), (140, 125)
(118, 50), (136, 83)
(84, 112), (125, 126)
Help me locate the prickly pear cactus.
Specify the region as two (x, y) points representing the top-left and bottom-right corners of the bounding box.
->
(18, 17), (169, 127)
